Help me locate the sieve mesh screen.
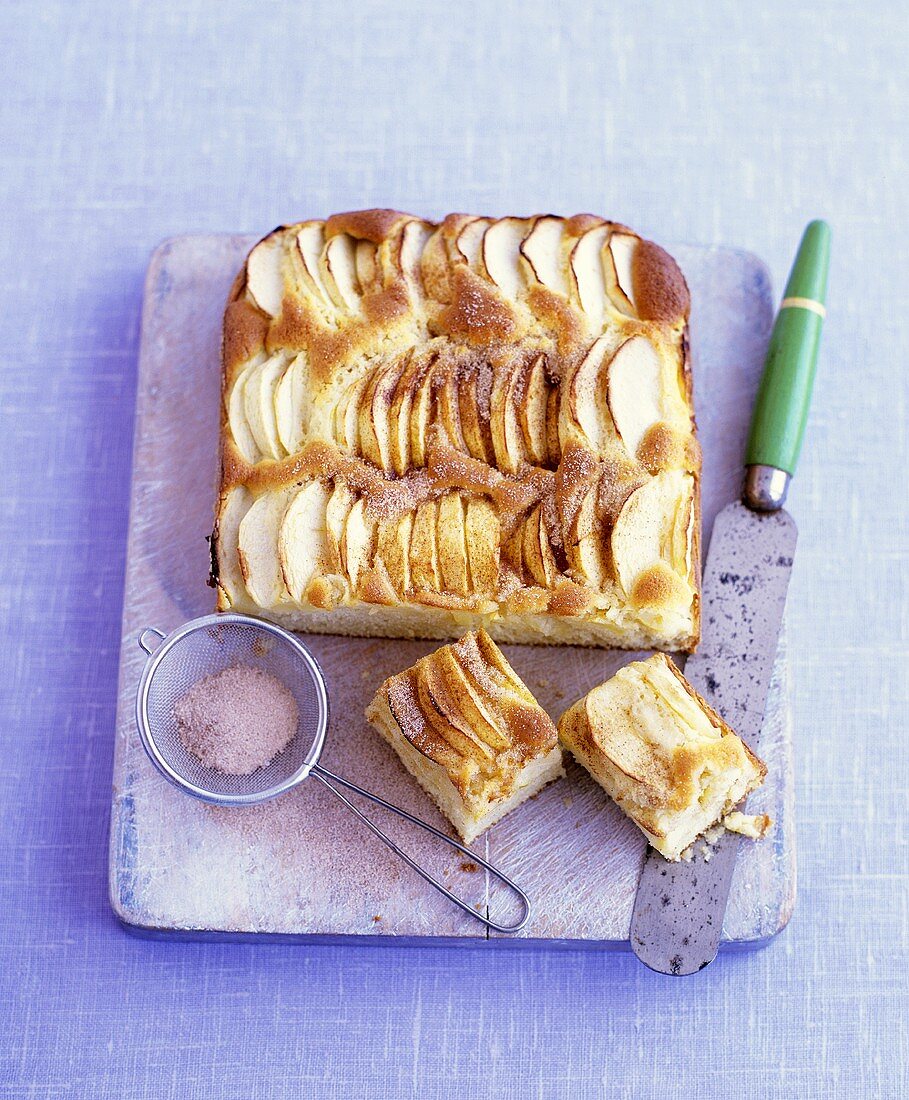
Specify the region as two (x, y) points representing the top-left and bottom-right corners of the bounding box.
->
(139, 617), (327, 801)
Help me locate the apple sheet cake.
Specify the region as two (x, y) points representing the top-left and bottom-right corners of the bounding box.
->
(366, 630), (564, 843)
(558, 654), (768, 860)
(211, 209), (700, 649)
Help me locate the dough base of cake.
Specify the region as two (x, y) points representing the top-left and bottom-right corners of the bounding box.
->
(218, 589), (698, 652)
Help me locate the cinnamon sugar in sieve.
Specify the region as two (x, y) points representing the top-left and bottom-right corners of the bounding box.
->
(173, 665), (298, 776)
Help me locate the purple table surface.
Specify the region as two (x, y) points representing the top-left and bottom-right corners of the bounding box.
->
(2, 2), (906, 1097)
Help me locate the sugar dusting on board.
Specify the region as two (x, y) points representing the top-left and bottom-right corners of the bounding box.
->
(173, 665), (298, 775)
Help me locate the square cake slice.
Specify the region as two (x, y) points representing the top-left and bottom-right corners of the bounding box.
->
(365, 630), (564, 843)
(558, 653), (766, 860)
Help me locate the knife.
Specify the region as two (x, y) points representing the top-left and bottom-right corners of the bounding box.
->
(630, 220), (831, 975)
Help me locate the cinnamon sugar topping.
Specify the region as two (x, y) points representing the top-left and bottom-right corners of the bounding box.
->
(173, 665), (298, 776)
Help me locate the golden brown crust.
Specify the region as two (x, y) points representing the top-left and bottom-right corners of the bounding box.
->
(636, 422), (688, 473)
(632, 240), (691, 323)
(325, 208), (410, 243)
(438, 268), (516, 345)
(524, 285), (584, 358)
(563, 213), (605, 236)
(630, 564), (685, 608)
(214, 210), (700, 650)
(688, 453), (702, 644)
(223, 298), (270, 380)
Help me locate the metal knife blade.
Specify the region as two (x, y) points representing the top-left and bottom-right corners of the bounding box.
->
(630, 502), (797, 974)
(629, 219), (829, 974)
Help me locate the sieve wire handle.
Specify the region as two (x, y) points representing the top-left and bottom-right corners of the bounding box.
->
(310, 765), (530, 934)
(138, 627), (166, 655)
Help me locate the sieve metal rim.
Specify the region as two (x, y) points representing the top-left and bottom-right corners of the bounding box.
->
(135, 612), (329, 806)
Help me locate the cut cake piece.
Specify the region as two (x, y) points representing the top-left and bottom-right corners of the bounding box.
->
(365, 630), (565, 843)
(557, 653), (766, 861)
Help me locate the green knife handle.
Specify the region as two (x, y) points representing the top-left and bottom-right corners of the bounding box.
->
(744, 220), (830, 511)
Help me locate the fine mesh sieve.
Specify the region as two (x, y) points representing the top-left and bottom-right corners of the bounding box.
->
(136, 615), (327, 804)
(135, 612), (530, 934)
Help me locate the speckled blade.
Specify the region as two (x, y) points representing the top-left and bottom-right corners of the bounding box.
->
(631, 502), (797, 974)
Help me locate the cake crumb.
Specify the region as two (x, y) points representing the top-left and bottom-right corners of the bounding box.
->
(173, 665), (298, 776)
(681, 823), (725, 862)
(723, 811), (773, 839)
(677, 812), (773, 862)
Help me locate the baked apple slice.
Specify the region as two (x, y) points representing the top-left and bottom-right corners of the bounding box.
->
(240, 488), (295, 607)
(521, 216), (569, 296)
(245, 235), (285, 317)
(278, 481), (332, 603)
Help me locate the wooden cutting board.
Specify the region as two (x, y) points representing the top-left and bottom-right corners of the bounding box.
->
(109, 235), (795, 947)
